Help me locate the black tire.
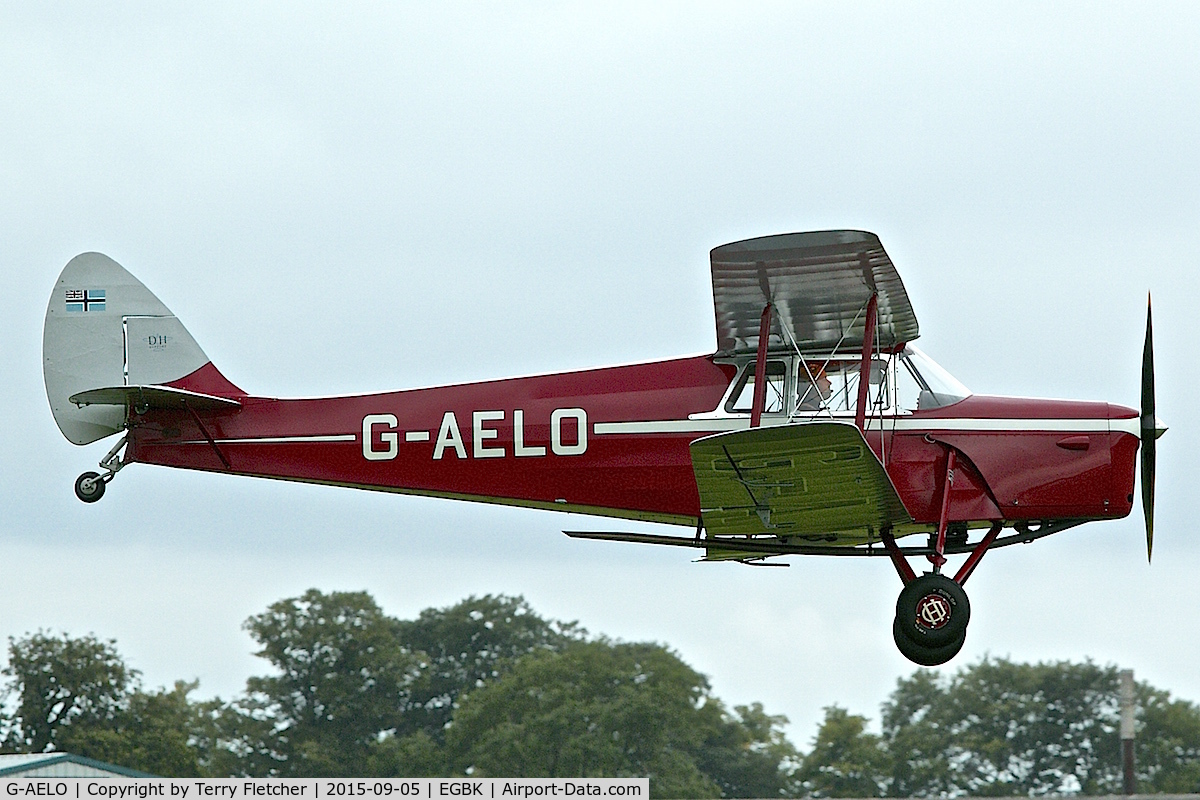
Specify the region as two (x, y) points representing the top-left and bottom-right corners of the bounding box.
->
(895, 573), (970, 647)
(74, 471), (105, 503)
(893, 616), (966, 666)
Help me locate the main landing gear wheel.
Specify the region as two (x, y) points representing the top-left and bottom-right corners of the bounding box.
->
(74, 471), (106, 503)
(893, 616), (966, 666)
(895, 573), (970, 647)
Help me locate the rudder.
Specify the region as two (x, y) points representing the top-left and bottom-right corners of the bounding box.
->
(43, 252), (243, 444)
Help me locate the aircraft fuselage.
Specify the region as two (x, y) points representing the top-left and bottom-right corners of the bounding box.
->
(127, 354), (1140, 537)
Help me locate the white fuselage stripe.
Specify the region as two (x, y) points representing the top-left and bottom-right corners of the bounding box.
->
(174, 418), (1141, 445)
(180, 434), (358, 444)
(594, 417), (1138, 436)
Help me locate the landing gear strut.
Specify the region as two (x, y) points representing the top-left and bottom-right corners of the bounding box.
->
(881, 447), (1003, 666)
(74, 434), (129, 503)
(882, 528), (997, 666)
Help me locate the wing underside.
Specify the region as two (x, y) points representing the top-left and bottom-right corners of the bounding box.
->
(690, 421), (911, 560)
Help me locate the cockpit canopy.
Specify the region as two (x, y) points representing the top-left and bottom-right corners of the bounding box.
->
(720, 345), (970, 419)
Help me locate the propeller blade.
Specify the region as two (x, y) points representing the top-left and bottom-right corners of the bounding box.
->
(1140, 294), (1155, 562)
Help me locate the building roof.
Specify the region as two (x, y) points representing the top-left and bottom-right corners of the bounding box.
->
(0, 752), (155, 778)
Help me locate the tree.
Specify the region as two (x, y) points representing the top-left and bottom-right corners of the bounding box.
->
(1134, 684), (1200, 793)
(191, 693), (289, 778)
(877, 668), (955, 797)
(62, 681), (204, 777)
(395, 594), (584, 741)
(883, 658), (1123, 795)
(1, 633), (206, 776)
(239, 589), (422, 776)
(364, 730), (447, 778)
(444, 639), (798, 798)
(879, 657), (1200, 797)
(796, 706), (887, 798)
(446, 640), (720, 796)
(694, 702), (801, 798)
(1, 631), (135, 753)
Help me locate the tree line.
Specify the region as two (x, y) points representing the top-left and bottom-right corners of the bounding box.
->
(1, 590), (1198, 797)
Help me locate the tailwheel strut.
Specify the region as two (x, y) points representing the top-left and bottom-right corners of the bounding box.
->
(881, 445), (1003, 666)
(74, 434), (130, 504)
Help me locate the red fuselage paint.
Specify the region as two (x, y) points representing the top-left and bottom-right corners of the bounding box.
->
(127, 355), (1139, 532)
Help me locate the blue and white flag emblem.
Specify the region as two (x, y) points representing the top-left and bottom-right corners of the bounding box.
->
(65, 288), (106, 312)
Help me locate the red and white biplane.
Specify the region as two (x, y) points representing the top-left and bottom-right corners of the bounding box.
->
(44, 230), (1163, 665)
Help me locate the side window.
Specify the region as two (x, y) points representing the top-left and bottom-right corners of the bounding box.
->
(856, 359), (891, 412)
(726, 361), (787, 414)
(798, 359), (891, 413)
(797, 361), (832, 411)
(896, 356), (924, 412)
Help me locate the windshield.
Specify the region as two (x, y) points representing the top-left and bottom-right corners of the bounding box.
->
(900, 346), (971, 410)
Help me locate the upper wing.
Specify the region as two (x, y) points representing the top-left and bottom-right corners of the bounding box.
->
(690, 421), (911, 554)
(710, 230), (919, 355)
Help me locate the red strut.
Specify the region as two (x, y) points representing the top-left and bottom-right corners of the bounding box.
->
(854, 292), (879, 433)
(750, 304), (773, 429)
(929, 448), (957, 570)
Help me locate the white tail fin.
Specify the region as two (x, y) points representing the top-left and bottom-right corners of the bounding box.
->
(43, 253), (242, 444)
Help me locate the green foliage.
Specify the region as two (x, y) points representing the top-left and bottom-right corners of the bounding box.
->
(445, 640), (720, 797)
(877, 669), (953, 798)
(395, 594), (585, 741)
(696, 702), (801, 798)
(444, 640), (798, 798)
(62, 681), (204, 777)
(7, 595), (1200, 797)
(1136, 684), (1200, 793)
(0, 633), (203, 776)
(366, 731), (448, 778)
(797, 706), (887, 797)
(239, 589), (423, 776)
(1, 631), (135, 753)
(191, 693), (290, 777)
(879, 657), (1200, 797)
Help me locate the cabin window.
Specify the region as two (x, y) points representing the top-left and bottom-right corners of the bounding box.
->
(823, 360), (888, 412)
(726, 361), (787, 414)
(899, 346), (971, 410)
(895, 356), (925, 412)
(796, 359), (890, 414)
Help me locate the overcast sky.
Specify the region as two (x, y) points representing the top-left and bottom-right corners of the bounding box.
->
(3, 2), (1199, 746)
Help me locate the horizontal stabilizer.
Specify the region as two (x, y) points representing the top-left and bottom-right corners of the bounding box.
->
(70, 385), (242, 413)
(690, 421), (911, 546)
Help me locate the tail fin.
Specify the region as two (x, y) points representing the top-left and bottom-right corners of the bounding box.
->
(44, 252), (244, 445)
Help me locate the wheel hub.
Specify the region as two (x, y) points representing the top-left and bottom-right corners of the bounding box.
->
(916, 592), (952, 630)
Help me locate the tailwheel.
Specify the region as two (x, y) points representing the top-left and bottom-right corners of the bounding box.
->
(893, 615), (966, 666)
(73, 434), (128, 504)
(74, 471), (106, 503)
(895, 573), (970, 647)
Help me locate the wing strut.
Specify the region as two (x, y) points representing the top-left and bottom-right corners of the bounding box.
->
(853, 292), (879, 432)
(929, 448), (957, 570)
(750, 303), (773, 428)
